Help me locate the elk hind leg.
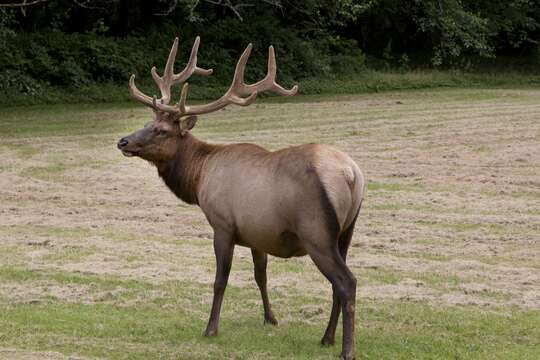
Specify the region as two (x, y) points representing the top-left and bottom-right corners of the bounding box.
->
(251, 248), (278, 325)
(321, 212), (359, 346)
(304, 237), (357, 360)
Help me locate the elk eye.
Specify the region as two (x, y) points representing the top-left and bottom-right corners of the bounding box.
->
(157, 129), (168, 136)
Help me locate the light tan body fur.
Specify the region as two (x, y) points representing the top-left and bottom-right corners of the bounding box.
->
(198, 143), (365, 258)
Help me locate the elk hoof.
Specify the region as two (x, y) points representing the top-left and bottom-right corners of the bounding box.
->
(264, 315), (278, 326)
(320, 336), (335, 347)
(340, 352), (355, 360)
(203, 328), (217, 337)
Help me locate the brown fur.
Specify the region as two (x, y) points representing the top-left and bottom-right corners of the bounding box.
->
(157, 133), (223, 205)
(117, 35), (362, 359)
(118, 122), (364, 359)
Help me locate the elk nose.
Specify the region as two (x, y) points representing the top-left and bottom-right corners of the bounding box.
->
(117, 138), (129, 149)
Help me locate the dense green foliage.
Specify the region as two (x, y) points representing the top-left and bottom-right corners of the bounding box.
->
(1, 0), (539, 104)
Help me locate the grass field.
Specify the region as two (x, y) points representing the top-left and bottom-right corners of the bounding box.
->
(0, 88), (539, 359)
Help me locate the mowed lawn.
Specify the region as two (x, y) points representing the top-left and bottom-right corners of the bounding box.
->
(0, 88), (539, 359)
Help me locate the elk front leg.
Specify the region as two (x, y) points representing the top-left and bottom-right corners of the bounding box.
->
(204, 231), (234, 337)
(321, 285), (340, 346)
(251, 249), (278, 325)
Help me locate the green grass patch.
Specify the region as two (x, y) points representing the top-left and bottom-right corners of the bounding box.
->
(299, 70), (540, 97)
(1, 142), (41, 159)
(0, 288), (538, 360)
(0, 103), (140, 139)
(0, 267), (151, 293)
(0, 225), (93, 240)
(367, 182), (426, 192)
(360, 267), (403, 285)
(41, 246), (96, 263)
(272, 259), (308, 274)
(4, 70), (540, 107)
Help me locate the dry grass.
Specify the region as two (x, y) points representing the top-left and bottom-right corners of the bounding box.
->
(0, 88), (539, 359)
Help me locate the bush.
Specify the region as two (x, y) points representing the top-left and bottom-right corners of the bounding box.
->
(0, 70), (43, 98)
(0, 23), (366, 104)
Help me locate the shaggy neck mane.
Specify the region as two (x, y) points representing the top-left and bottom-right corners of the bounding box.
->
(156, 133), (221, 205)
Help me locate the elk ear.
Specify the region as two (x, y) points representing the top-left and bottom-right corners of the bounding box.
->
(179, 115), (198, 136)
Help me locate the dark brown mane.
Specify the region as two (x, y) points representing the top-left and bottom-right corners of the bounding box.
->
(157, 133), (222, 205)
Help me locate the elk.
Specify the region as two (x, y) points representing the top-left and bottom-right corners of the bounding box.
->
(117, 36), (365, 360)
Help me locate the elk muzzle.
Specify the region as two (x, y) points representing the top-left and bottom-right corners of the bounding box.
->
(117, 136), (137, 157)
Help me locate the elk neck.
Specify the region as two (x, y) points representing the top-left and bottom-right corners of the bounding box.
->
(156, 132), (222, 205)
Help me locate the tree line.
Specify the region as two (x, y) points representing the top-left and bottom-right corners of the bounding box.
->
(1, 0), (539, 101)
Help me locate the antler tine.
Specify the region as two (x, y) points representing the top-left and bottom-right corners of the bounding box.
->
(131, 37), (213, 109)
(176, 36), (214, 81)
(228, 44), (258, 106)
(129, 74), (157, 109)
(178, 83), (189, 114)
(243, 46), (298, 96)
(164, 37), (179, 82)
(149, 37), (179, 105)
(232, 43), (252, 90)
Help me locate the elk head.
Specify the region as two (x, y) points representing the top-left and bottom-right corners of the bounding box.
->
(117, 36), (298, 163)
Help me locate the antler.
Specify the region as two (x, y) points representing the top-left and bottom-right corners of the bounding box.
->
(129, 36), (213, 110)
(154, 43), (298, 116)
(130, 37), (298, 117)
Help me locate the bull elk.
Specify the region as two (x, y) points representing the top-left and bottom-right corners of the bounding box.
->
(117, 36), (365, 360)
